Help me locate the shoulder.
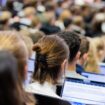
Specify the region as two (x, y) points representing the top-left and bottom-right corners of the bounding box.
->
(24, 93), (36, 105)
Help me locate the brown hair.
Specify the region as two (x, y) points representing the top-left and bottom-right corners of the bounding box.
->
(19, 32), (33, 58)
(0, 31), (28, 82)
(33, 35), (69, 84)
(79, 36), (89, 58)
(29, 31), (45, 44)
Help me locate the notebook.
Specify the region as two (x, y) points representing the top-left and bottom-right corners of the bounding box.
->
(61, 77), (105, 105)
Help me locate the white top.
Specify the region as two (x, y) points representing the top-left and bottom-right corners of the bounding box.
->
(25, 81), (60, 99)
(65, 70), (86, 79)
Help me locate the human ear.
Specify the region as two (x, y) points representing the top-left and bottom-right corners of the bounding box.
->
(76, 51), (81, 60)
(61, 59), (68, 74)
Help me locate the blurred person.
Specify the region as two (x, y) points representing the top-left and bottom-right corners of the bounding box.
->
(76, 36), (90, 74)
(19, 32), (33, 58)
(55, 9), (72, 30)
(0, 31), (28, 82)
(23, 7), (36, 20)
(70, 5), (82, 16)
(0, 11), (12, 30)
(67, 16), (85, 35)
(99, 35), (105, 62)
(19, 31), (36, 86)
(23, 0), (37, 8)
(40, 12), (60, 35)
(20, 29), (45, 44)
(92, 37), (105, 62)
(81, 5), (92, 23)
(0, 31), (36, 105)
(72, 16), (84, 29)
(0, 50), (33, 105)
(57, 31), (86, 79)
(84, 37), (100, 73)
(61, 0), (72, 9)
(55, 0), (63, 18)
(6, 0), (17, 16)
(29, 31), (45, 44)
(89, 13), (105, 37)
(31, 16), (41, 29)
(25, 35), (69, 98)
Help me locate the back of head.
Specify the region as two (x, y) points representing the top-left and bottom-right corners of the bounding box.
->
(0, 31), (28, 82)
(59, 10), (72, 21)
(23, 7), (36, 17)
(33, 35), (69, 84)
(0, 11), (11, 21)
(0, 50), (22, 105)
(19, 32), (33, 58)
(29, 31), (45, 44)
(79, 36), (89, 58)
(57, 31), (81, 62)
(84, 38), (100, 73)
(93, 37), (105, 62)
(0, 11), (12, 30)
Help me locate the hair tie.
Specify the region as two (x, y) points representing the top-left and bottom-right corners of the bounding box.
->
(36, 53), (47, 66)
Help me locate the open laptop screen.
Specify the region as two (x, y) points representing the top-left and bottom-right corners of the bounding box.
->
(61, 77), (105, 105)
(27, 52), (36, 72)
(99, 63), (105, 75)
(25, 52), (35, 85)
(81, 72), (105, 83)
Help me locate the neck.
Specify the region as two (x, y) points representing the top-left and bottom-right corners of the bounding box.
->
(68, 61), (76, 71)
(77, 58), (84, 67)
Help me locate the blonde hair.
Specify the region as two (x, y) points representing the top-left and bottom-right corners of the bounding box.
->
(59, 10), (72, 21)
(24, 7), (36, 17)
(0, 11), (11, 21)
(92, 37), (105, 62)
(33, 35), (69, 84)
(0, 31), (28, 81)
(84, 37), (100, 73)
(19, 31), (33, 58)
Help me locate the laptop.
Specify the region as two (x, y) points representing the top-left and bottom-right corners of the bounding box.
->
(27, 52), (36, 72)
(61, 77), (105, 105)
(81, 72), (105, 83)
(99, 63), (105, 75)
(25, 52), (36, 85)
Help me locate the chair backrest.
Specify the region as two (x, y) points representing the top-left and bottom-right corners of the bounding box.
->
(34, 94), (71, 105)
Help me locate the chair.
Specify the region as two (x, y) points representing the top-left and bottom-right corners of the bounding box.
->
(34, 93), (71, 105)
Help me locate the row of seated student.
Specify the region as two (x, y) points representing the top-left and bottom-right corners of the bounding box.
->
(0, 31), (71, 105)
(1, 30), (105, 105)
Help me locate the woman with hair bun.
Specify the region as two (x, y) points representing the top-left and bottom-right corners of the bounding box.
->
(26, 35), (69, 98)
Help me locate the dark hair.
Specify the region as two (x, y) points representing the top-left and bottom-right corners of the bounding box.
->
(57, 31), (81, 62)
(33, 35), (69, 84)
(0, 50), (23, 105)
(79, 36), (89, 58)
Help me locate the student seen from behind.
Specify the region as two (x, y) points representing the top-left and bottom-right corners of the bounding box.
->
(0, 50), (26, 105)
(76, 36), (89, 74)
(57, 31), (86, 79)
(25, 35), (69, 98)
(0, 31), (36, 105)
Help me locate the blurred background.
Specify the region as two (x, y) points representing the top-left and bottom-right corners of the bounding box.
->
(0, 0), (105, 74)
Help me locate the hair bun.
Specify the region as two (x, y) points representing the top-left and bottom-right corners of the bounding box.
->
(33, 44), (41, 53)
